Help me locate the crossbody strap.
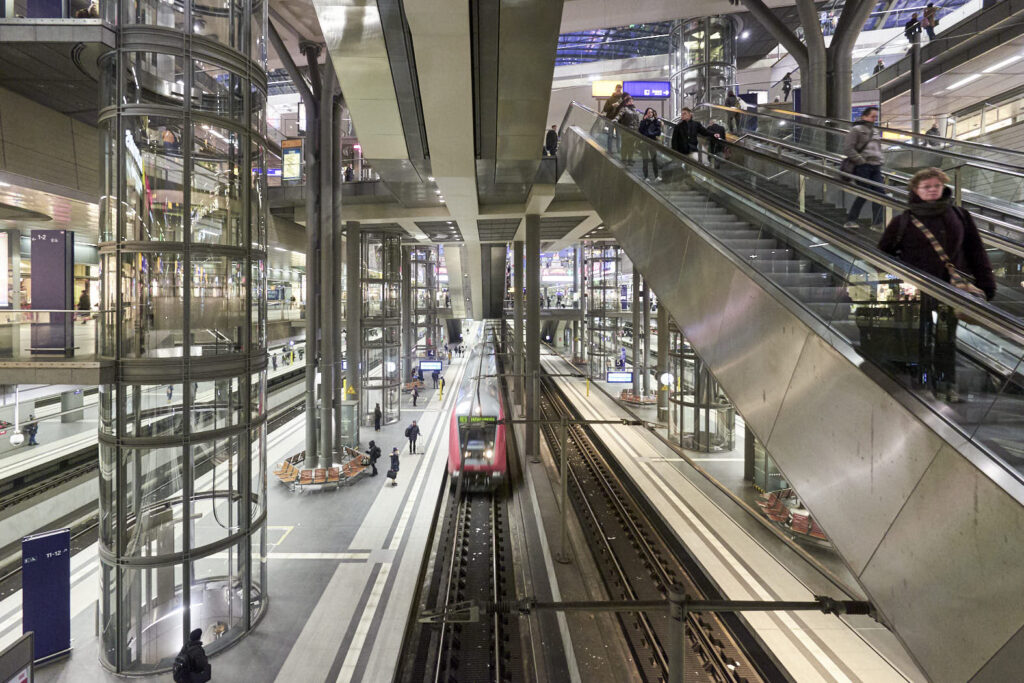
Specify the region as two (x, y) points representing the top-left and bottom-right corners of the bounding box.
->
(907, 214), (965, 285)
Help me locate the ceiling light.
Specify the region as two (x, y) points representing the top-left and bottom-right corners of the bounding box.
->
(428, 176), (435, 181)
(741, 30), (750, 39)
(945, 74), (982, 91)
(983, 55), (1022, 73)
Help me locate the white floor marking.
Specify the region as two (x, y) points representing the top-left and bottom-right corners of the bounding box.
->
(335, 562), (392, 683)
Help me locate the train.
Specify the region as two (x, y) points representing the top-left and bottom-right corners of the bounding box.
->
(448, 335), (507, 490)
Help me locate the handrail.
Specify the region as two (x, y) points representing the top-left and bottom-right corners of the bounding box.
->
(566, 101), (1024, 347)
(735, 131), (1024, 241)
(698, 102), (1024, 167)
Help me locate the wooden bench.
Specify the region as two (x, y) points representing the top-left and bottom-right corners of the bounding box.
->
(403, 380), (424, 393)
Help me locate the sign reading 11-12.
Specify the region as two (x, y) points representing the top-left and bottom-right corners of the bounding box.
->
(623, 81), (671, 99)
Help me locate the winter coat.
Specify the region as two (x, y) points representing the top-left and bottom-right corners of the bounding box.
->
(614, 105), (641, 129)
(670, 119), (713, 155)
(638, 117), (662, 140)
(724, 94), (739, 109)
(545, 129), (558, 150)
(390, 453), (400, 472)
(842, 121), (884, 166)
(405, 423), (420, 439)
(706, 123), (727, 154)
(602, 93), (624, 118)
(878, 187), (996, 299)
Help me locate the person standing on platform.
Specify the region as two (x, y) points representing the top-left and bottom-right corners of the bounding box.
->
(431, 369), (439, 388)
(172, 629), (211, 683)
(411, 385), (419, 407)
(25, 415), (38, 446)
(544, 125), (558, 156)
(367, 440), (381, 476)
(373, 403), (382, 431)
(77, 290), (91, 324)
(405, 420), (420, 453)
(439, 377), (445, 395)
(388, 448), (401, 486)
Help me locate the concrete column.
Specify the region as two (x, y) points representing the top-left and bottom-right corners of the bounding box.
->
(0, 229), (19, 357)
(642, 281), (651, 396)
(303, 84), (320, 469)
(332, 95), (344, 454)
(910, 35), (921, 135)
(318, 64), (335, 468)
(525, 217), (540, 459)
(401, 247), (413, 382)
(657, 305), (669, 422)
(61, 390), (84, 423)
(632, 269), (641, 396)
(578, 245), (587, 363)
(345, 221), (361, 438)
(513, 240), (524, 411)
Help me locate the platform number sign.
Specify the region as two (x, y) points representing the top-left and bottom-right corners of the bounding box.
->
(22, 529), (71, 663)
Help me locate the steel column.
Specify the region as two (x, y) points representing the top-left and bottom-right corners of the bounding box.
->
(910, 35), (922, 136)
(303, 86), (319, 469)
(318, 58), (335, 467)
(632, 269), (640, 396)
(657, 306), (669, 422)
(332, 95), (344, 453)
(642, 281), (651, 396)
(513, 240), (524, 412)
(401, 247), (413, 384)
(525, 217), (540, 459)
(345, 221), (360, 441)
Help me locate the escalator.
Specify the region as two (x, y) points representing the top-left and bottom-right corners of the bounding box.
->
(558, 102), (1024, 683)
(698, 102), (1024, 232)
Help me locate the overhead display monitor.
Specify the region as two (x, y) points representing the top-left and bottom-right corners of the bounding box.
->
(591, 80), (623, 98)
(606, 370), (634, 383)
(623, 80), (671, 99)
(420, 360), (443, 372)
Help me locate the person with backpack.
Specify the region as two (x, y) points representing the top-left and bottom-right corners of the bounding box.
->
(405, 420), (420, 453)
(172, 629), (211, 683)
(842, 106), (886, 230)
(387, 447), (400, 486)
(878, 168), (995, 403)
(367, 440), (381, 476)
(431, 369), (440, 388)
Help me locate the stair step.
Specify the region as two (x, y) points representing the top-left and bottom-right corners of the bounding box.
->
(766, 272), (834, 286)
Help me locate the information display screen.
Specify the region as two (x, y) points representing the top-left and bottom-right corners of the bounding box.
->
(606, 370), (634, 383)
(420, 360), (443, 372)
(458, 415), (497, 425)
(282, 139), (303, 180)
(623, 80), (671, 99)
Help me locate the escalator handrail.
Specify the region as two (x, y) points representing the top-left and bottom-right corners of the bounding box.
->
(726, 131), (1024, 249)
(565, 101), (1024, 348)
(657, 117), (1024, 258)
(697, 102), (1024, 171)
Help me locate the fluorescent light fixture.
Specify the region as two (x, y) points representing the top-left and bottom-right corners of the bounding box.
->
(983, 55), (1022, 73)
(740, 30), (750, 39)
(945, 74), (982, 91)
(273, 246), (287, 252)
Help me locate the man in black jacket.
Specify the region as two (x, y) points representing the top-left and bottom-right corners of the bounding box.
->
(367, 440), (381, 476)
(405, 420), (420, 454)
(172, 629), (211, 683)
(670, 108), (718, 166)
(544, 125), (558, 156)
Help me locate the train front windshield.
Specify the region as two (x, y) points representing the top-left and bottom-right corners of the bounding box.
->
(459, 419), (497, 460)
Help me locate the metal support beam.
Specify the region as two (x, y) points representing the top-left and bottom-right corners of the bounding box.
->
(401, 247), (413, 385)
(525, 217), (541, 460)
(267, 21), (314, 110)
(910, 35), (922, 136)
(319, 57), (336, 468)
(632, 269), (640, 396)
(332, 94), (344, 454)
(302, 72), (320, 469)
(346, 221), (361, 438)
(513, 240), (524, 412)
(642, 281), (651, 397)
(657, 305), (669, 422)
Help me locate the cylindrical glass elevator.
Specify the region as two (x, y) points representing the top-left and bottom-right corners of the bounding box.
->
(669, 16), (737, 117)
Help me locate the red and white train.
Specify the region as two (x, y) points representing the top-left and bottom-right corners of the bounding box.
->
(448, 336), (507, 490)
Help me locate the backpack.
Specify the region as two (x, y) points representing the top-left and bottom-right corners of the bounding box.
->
(405, 426), (411, 438)
(172, 650), (190, 683)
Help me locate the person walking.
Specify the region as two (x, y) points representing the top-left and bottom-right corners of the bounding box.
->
(670, 107), (718, 165)
(723, 90), (741, 133)
(431, 369), (439, 388)
(781, 72), (792, 102)
(544, 125), (558, 156)
(842, 106), (886, 230)
(922, 3), (938, 41)
(373, 403), (382, 431)
(904, 14), (921, 45)
(387, 448), (400, 486)
(25, 415), (38, 446)
(439, 376), (445, 394)
(405, 420), (420, 453)
(367, 440), (381, 476)
(877, 168), (995, 402)
(77, 290), (91, 324)
(344, 165), (355, 182)
(172, 629), (211, 683)
(411, 385), (419, 407)
(638, 107), (663, 182)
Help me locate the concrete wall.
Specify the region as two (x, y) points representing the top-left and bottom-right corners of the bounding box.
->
(0, 86), (99, 197)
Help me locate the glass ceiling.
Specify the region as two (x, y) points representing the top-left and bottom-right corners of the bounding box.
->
(556, 22), (674, 66)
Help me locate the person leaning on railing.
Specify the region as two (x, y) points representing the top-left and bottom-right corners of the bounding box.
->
(877, 168), (996, 403)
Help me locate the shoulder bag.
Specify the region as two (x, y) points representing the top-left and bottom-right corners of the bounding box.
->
(908, 214), (986, 323)
(840, 127), (870, 176)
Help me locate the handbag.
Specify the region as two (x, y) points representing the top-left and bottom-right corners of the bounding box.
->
(386, 469), (397, 480)
(908, 214), (986, 323)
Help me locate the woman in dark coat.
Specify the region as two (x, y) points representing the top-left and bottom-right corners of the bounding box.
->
(373, 403), (382, 431)
(878, 168), (996, 402)
(638, 107), (662, 181)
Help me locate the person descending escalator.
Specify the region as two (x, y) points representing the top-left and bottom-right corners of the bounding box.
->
(842, 106), (886, 231)
(877, 168), (996, 403)
(781, 72), (792, 102)
(638, 107), (663, 182)
(670, 108), (719, 171)
(613, 96), (641, 167)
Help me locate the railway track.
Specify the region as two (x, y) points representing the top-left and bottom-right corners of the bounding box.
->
(538, 374), (775, 683)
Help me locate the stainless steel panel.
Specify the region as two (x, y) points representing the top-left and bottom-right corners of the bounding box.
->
(860, 444), (1024, 683)
(971, 624), (1024, 683)
(764, 331), (947, 574)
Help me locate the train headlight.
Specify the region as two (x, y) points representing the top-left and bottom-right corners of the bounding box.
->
(485, 449), (493, 459)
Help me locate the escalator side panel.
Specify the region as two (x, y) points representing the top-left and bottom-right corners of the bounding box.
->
(561, 125), (1024, 683)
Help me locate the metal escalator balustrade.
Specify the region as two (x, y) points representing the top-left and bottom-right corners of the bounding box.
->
(559, 100), (1024, 682)
(696, 102), (1024, 223)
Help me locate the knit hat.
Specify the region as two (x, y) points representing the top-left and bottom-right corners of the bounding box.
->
(189, 628), (202, 642)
